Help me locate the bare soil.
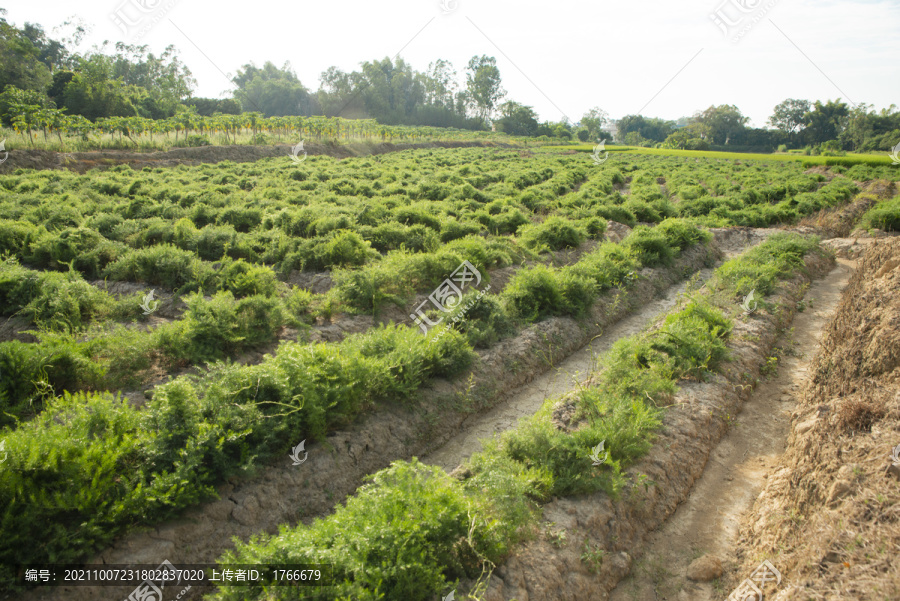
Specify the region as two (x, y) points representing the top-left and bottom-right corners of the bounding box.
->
(730, 239), (900, 601)
(607, 258), (852, 601)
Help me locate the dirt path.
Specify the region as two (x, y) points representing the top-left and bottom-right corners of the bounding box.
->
(607, 258), (853, 601)
(424, 269), (716, 471)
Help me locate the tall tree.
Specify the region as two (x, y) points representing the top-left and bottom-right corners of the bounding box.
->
(0, 12), (53, 94)
(465, 55), (505, 123)
(617, 114), (675, 143)
(423, 59), (458, 109)
(231, 61), (314, 117)
(839, 104), (900, 151)
(803, 99), (849, 145)
(768, 98), (810, 144)
(495, 101), (538, 136)
(693, 104), (748, 145)
(580, 106), (608, 140)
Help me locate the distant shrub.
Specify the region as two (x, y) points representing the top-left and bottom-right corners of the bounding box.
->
(218, 259), (280, 297)
(393, 206), (442, 231)
(156, 292), (284, 363)
(0, 258), (113, 330)
(432, 291), (515, 349)
(858, 196), (900, 232)
(622, 226), (675, 267)
(29, 227), (126, 278)
(501, 265), (565, 321)
(104, 244), (216, 292)
(656, 218), (712, 250)
(566, 242), (639, 291)
(440, 219), (481, 242)
(0, 219), (42, 257)
(715, 232), (819, 295)
(519, 216), (585, 251)
(594, 205), (637, 228)
(359, 222), (439, 253)
(476, 208), (529, 235)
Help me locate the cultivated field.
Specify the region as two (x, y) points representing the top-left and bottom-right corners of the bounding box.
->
(1, 145), (898, 600)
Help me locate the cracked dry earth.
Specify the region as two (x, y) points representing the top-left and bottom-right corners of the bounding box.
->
(607, 259), (853, 601)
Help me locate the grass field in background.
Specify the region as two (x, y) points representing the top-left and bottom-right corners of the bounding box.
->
(544, 143), (896, 166)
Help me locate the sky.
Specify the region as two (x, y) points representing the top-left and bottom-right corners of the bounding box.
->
(5, 0), (900, 128)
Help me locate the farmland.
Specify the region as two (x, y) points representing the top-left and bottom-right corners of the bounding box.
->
(1, 144), (899, 600)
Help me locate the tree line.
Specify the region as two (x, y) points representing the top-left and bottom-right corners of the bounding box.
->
(583, 101), (898, 154)
(1, 10), (896, 153)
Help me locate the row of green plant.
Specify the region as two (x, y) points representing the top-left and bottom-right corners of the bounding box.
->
(209, 232), (824, 601)
(0, 215), (716, 586)
(418, 220), (704, 351)
(0, 286), (316, 427)
(0, 148), (883, 298)
(1, 111), (518, 152)
(857, 194), (900, 232)
(0, 322), (474, 589)
(550, 144), (900, 169)
(0, 215), (707, 433)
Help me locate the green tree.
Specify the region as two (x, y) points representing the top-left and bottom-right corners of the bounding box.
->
(580, 107), (608, 140)
(465, 55), (505, 123)
(662, 123), (710, 150)
(423, 59), (458, 110)
(0, 13), (53, 94)
(839, 103), (900, 151)
(495, 101), (539, 136)
(617, 114), (674, 143)
(0, 85), (51, 126)
(803, 99), (849, 146)
(231, 61), (315, 117)
(693, 104), (748, 145)
(768, 98), (810, 146)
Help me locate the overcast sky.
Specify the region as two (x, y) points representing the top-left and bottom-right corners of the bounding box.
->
(6, 0), (899, 128)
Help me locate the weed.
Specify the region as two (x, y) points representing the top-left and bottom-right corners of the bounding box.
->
(580, 542), (606, 573)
